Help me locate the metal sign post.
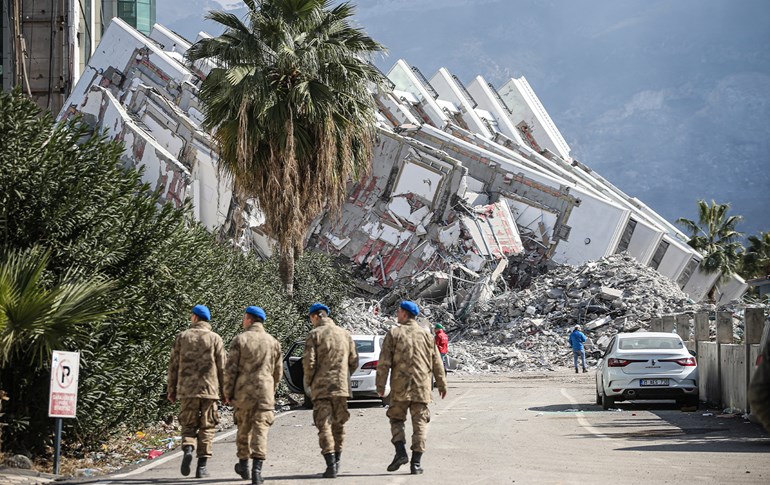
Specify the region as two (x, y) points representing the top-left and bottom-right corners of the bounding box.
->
(48, 350), (80, 475)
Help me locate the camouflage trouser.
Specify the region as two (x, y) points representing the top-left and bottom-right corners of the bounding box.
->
(179, 398), (219, 457)
(387, 400), (430, 452)
(313, 397), (350, 455)
(234, 405), (275, 460)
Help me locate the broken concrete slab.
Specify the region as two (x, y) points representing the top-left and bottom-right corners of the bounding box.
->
(599, 286), (624, 301)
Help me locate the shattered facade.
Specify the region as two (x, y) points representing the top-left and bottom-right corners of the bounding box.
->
(57, 19), (746, 305)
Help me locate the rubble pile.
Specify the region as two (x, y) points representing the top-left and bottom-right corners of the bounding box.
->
(337, 253), (708, 373)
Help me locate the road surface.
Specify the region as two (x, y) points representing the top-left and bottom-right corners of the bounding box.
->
(68, 370), (770, 484)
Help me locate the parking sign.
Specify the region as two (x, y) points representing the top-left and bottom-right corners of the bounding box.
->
(48, 351), (80, 418)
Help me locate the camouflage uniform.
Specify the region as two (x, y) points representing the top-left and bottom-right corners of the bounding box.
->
(224, 322), (282, 460)
(376, 318), (447, 452)
(167, 321), (226, 457)
(303, 317), (358, 455)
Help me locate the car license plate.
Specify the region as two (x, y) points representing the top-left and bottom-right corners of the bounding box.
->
(351, 380), (359, 389)
(640, 379), (669, 386)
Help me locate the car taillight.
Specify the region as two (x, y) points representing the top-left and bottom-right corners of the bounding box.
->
(660, 357), (697, 366)
(607, 358), (644, 367)
(361, 360), (378, 370)
(757, 354), (764, 366)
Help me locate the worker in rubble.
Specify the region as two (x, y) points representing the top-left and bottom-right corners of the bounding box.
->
(224, 306), (282, 485)
(749, 327), (770, 433)
(167, 304), (226, 479)
(569, 325), (588, 373)
(303, 303), (359, 478)
(376, 301), (447, 475)
(434, 323), (449, 372)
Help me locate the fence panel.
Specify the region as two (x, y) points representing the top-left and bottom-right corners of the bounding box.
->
(720, 344), (747, 412)
(698, 342), (719, 404)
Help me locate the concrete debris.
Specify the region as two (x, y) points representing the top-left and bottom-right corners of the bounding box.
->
(3, 454), (33, 469)
(336, 253), (714, 373)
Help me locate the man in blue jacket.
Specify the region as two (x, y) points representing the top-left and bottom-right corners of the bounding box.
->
(569, 325), (588, 373)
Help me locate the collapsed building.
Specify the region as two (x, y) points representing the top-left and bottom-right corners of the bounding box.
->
(57, 18), (747, 309)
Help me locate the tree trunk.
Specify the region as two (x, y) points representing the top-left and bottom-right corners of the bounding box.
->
(279, 247), (295, 297)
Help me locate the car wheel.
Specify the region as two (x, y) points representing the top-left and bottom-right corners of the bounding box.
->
(595, 387), (602, 405)
(302, 394), (313, 409)
(602, 391), (615, 410)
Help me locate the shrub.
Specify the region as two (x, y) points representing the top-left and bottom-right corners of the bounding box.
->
(0, 90), (349, 453)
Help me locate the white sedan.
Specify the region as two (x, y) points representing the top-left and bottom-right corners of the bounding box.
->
(595, 332), (698, 410)
(283, 334), (391, 407)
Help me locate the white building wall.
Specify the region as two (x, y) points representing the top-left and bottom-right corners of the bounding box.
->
(498, 76), (571, 160)
(549, 197), (628, 265)
(429, 68), (492, 137)
(466, 76), (526, 145)
(623, 218), (664, 265)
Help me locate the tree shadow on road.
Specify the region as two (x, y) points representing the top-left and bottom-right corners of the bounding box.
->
(59, 479), (231, 484)
(539, 400), (770, 453)
(264, 472), (398, 481)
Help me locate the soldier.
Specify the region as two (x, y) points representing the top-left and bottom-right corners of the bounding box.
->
(303, 303), (358, 478)
(376, 301), (447, 475)
(167, 304), (226, 478)
(224, 306), (282, 485)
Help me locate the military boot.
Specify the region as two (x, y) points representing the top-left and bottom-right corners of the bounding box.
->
(322, 453), (337, 478)
(334, 451), (341, 473)
(195, 457), (210, 478)
(234, 458), (249, 479)
(410, 451), (424, 475)
(180, 445), (194, 476)
(386, 441), (408, 472)
(251, 459), (264, 485)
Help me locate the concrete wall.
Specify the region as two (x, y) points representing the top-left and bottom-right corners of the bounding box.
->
(698, 342), (719, 404)
(693, 308), (767, 412)
(720, 344), (747, 411)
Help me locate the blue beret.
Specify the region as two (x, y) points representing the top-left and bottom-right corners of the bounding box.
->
(245, 306), (266, 321)
(192, 304), (211, 321)
(308, 303), (331, 316)
(400, 300), (419, 317)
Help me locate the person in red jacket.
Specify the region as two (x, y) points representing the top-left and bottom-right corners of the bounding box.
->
(434, 324), (449, 372)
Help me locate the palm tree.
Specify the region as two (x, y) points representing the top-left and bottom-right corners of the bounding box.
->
(743, 232), (770, 279)
(676, 200), (743, 300)
(0, 247), (116, 367)
(187, 0), (386, 295)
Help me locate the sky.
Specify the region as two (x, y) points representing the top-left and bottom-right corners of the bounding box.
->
(157, 0), (770, 238)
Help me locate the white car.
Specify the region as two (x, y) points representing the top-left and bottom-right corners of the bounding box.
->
(283, 334), (391, 407)
(595, 332), (698, 410)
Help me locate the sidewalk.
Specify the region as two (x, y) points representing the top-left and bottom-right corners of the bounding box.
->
(0, 468), (55, 485)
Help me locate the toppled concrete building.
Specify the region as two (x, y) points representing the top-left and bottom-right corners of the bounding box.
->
(57, 18), (746, 304)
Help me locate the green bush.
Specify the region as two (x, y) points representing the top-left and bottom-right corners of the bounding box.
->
(0, 90), (349, 453)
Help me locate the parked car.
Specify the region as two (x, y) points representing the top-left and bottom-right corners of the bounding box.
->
(283, 334), (391, 407)
(595, 332), (698, 410)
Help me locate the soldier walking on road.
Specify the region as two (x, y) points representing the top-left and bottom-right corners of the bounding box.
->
(304, 303), (359, 478)
(167, 304), (226, 479)
(376, 301), (447, 475)
(224, 306), (282, 485)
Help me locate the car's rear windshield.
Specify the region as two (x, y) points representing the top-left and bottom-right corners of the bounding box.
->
(355, 339), (375, 353)
(618, 337), (683, 350)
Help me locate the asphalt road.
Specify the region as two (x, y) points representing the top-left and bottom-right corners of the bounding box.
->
(69, 370), (770, 485)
